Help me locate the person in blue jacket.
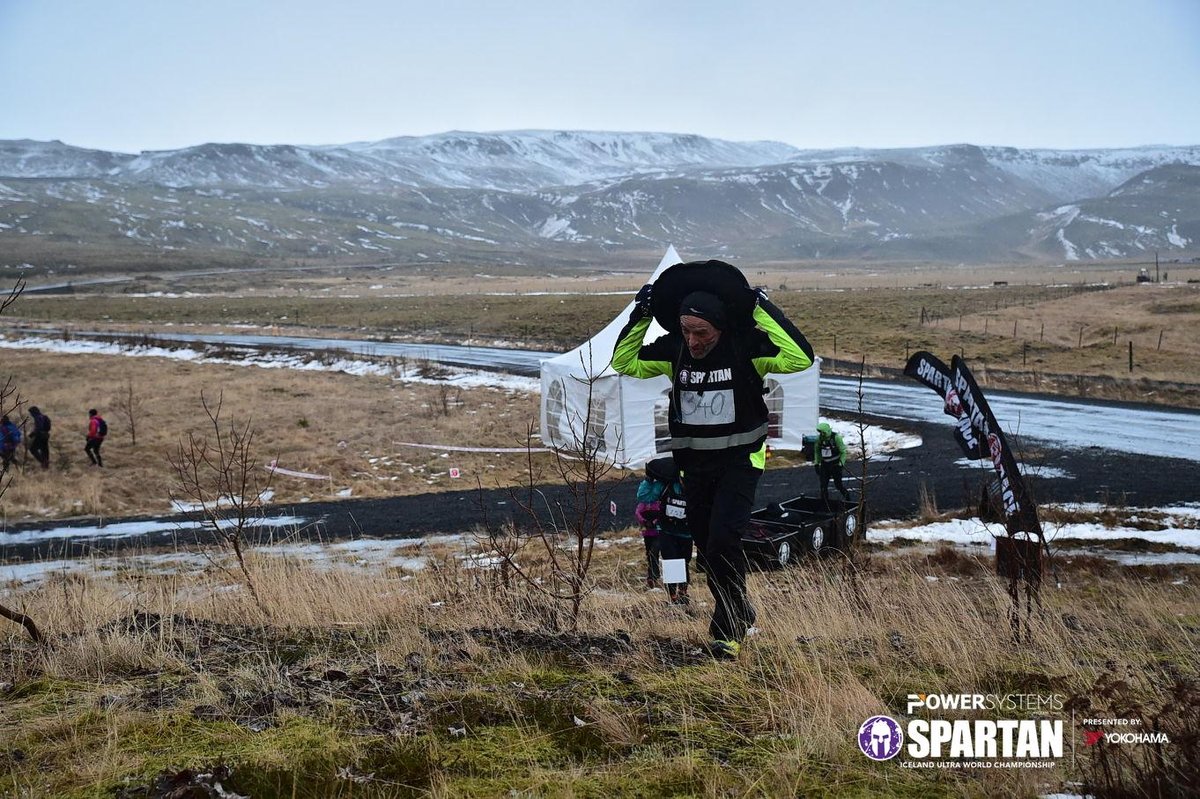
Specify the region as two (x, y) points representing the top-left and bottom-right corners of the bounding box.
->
(0, 415), (22, 470)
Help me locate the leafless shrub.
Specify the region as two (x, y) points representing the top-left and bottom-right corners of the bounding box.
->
(112, 379), (147, 447)
(168, 390), (274, 612)
(837, 356), (877, 612)
(436, 384), (462, 416)
(476, 356), (622, 631)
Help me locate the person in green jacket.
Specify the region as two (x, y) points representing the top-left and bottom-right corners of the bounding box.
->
(612, 265), (813, 660)
(813, 421), (851, 503)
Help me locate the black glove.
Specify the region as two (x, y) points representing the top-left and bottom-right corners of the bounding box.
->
(631, 283), (653, 321)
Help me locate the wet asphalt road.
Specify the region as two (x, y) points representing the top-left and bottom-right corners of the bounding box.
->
(5, 412), (1199, 564)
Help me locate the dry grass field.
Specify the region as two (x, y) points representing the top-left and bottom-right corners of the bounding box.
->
(2, 259), (1198, 521)
(1, 534), (1196, 797)
(0, 349), (547, 523)
(10, 258), (1200, 396)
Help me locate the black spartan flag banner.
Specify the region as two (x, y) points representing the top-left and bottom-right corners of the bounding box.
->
(948, 355), (1043, 538)
(903, 351), (985, 459)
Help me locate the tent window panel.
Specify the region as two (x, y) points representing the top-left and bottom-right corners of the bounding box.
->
(653, 391), (672, 453)
(546, 379), (567, 447)
(585, 401), (607, 455)
(765, 378), (784, 439)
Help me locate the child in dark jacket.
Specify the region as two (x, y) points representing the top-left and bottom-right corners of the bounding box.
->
(635, 457), (693, 603)
(635, 463), (666, 588)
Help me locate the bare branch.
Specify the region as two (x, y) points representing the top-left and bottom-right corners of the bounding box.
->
(474, 355), (625, 629)
(0, 278), (24, 315)
(0, 603), (42, 643)
(168, 390), (271, 612)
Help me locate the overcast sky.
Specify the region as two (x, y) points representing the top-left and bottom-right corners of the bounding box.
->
(2, 0), (1197, 154)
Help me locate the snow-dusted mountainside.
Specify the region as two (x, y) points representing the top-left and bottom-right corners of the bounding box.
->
(1003, 163), (1200, 260)
(0, 139), (134, 179)
(0, 131), (802, 191)
(785, 143), (1200, 204)
(1, 132), (1198, 265)
(337, 130), (803, 191)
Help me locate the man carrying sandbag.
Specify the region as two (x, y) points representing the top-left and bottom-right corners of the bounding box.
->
(612, 260), (814, 660)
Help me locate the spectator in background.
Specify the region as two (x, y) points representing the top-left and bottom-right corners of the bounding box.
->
(635, 457), (693, 604)
(635, 460), (667, 588)
(814, 421), (851, 503)
(0, 414), (21, 470)
(28, 406), (52, 469)
(85, 408), (107, 467)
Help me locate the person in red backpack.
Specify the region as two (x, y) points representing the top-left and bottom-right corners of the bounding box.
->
(85, 408), (107, 467)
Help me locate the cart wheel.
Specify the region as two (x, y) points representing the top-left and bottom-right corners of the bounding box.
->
(776, 540), (793, 567)
(843, 514), (859, 546)
(806, 525), (827, 554)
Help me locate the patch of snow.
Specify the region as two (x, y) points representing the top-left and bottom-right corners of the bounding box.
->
(953, 458), (1074, 480)
(871, 502), (1200, 556)
(819, 417), (922, 458)
(0, 335), (539, 393)
(1056, 229), (1079, 260)
(0, 514), (306, 546)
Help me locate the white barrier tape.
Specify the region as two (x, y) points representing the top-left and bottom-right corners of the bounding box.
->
(393, 441), (551, 454)
(266, 460), (332, 481)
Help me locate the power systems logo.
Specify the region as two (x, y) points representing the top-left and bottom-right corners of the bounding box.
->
(906, 692), (1064, 714)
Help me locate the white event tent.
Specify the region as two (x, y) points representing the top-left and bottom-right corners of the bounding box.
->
(539, 246), (820, 468)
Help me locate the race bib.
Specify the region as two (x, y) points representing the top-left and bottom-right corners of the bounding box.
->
(679, 389), (735, 426)
(821, 445), (834, 459)
(665, 503), (686, 519)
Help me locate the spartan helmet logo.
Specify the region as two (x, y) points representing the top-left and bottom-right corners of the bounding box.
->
(857, 715), (903, 760)
(870, 719), (893, 757)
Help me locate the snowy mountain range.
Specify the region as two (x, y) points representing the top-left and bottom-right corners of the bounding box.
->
(1, 131), (1197, 267)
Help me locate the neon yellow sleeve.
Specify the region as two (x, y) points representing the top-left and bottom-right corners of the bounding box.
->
(750, 299), (814, 377)
(611, 317), (674, 379)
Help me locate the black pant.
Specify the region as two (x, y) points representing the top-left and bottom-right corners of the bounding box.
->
(818, 462), (850, 501)
(85, 437), (103, 466)
(29, 433), (50, 469)
(682, 458), (761, 642)
(658, 531), (693, 581)
(643, 535), (661, 582)
(659, 531), (693, 600)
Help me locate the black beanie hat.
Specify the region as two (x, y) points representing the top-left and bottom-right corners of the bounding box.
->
(679, 290), (728, 330)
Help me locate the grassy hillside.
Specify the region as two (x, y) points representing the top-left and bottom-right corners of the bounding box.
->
(2, 533), (1196, 797)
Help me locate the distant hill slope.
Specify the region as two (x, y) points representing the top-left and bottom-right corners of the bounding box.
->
(1, 132), (1197, 267)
